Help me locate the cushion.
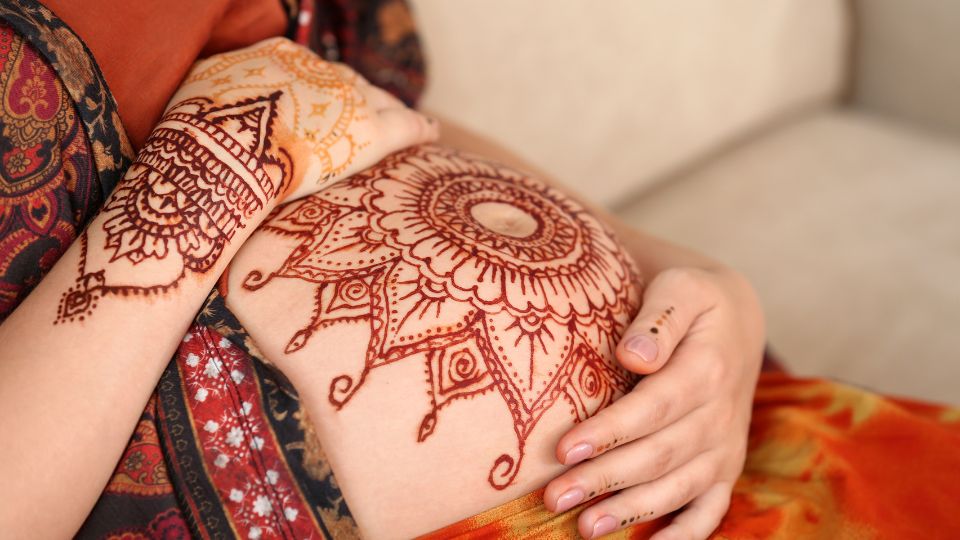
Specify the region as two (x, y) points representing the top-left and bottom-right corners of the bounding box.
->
(616, 110), (960, 404)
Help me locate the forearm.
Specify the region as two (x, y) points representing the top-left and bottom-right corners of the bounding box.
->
(0, 115), (278, 537)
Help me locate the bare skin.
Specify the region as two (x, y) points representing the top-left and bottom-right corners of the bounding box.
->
(227, 143), (642, 537)
(433, 117), (766, 540)
(0, 37), (762, 539)
(225, 120), (765, 538)
(0, 38), (436, 539)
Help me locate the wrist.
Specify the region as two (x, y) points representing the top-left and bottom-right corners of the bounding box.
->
(54, 103), (285, 324)
(151, 94), (290, 215)
(105, 117), (282, 257)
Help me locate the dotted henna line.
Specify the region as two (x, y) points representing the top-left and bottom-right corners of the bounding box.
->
(588, 479), (625, 498)
(649, 305), (675, 334)
(621, 510), (656, 527)
(597, 435), (626, 453)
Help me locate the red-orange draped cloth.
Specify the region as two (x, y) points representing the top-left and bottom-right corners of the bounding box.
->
(3, 0), (960, 538)
(40, 0), (291, 150)
(422, 372), (960, 539)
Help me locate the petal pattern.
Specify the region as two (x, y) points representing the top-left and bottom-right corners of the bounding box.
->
(241, 145), (643, 489)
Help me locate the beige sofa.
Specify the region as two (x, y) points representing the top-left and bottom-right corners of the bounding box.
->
(411, 0), (960, 404)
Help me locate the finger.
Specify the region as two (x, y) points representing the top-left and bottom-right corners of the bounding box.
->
(555, 340), (721, 465)
(359, 83), (406, 111)
(617, 267), (718, 374)
(375, 107), (439, 154)
(545, 404), (718, 513)
(331, 62), (369, 87)
(577, 451), (719, 539)
(648, 482), (733, 540)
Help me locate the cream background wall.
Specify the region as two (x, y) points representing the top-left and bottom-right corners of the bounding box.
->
(853, 0), (960, 137)
(617, 111), (960, 405)
(407, 0), (960, 404)
(411, 0), (849, 206)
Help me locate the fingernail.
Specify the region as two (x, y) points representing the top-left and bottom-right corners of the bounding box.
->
(591, 515), (619, 538)
(554, 488), (585, 513)
(563, 442), (594, 465)
(625, 334), (658, 363)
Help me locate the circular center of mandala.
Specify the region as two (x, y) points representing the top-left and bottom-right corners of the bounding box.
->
(424, 177), (578, 264)
(469, 201), (539, 239)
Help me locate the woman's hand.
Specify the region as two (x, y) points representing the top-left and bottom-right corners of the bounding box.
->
(167, 37), (437, 205)
(543, 266), (766, 539)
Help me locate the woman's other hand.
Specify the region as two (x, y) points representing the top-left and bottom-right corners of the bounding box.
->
(167, 37), (437, 204)
(544, 266), (766, 539)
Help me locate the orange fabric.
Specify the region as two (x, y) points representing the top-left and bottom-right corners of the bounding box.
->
(204, 0), (292, 57)
(421, 373), (960, 539)
(40, 0), (287, 149)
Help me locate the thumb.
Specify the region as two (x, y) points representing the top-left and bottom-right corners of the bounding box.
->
(375, 107), (440, 156)
(616, 268), (715, 374)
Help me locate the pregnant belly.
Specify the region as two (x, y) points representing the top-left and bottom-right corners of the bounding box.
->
(227, 145), (641, 538)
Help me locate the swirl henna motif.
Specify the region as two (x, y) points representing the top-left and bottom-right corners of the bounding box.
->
(244, 146), (642, 489)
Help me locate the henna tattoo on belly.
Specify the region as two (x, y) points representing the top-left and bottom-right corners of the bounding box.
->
(243, 145), (643, 489)
(56, 93), (289, 323)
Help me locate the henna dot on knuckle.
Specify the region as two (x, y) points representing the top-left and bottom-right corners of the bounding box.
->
(589, 478), (627, 500)
(620, 510), (656, 527)
(590, 515), (620, 538)
(649, 306), (676, 336)
(596, 473), (615, 494)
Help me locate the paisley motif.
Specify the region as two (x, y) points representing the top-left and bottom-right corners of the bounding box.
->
(0, 21), (95, 319)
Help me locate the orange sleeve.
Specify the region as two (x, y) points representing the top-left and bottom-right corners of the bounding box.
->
(40, 0), (287, 150)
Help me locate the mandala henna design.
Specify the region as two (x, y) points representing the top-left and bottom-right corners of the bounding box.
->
(56, 92), (289, 323)
(244, 145), (643, 489)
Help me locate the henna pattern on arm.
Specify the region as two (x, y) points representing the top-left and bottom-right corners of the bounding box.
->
(56, 93), (288, 322)
(242, 145), (643, 489)
(56, 39), (370, 323)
